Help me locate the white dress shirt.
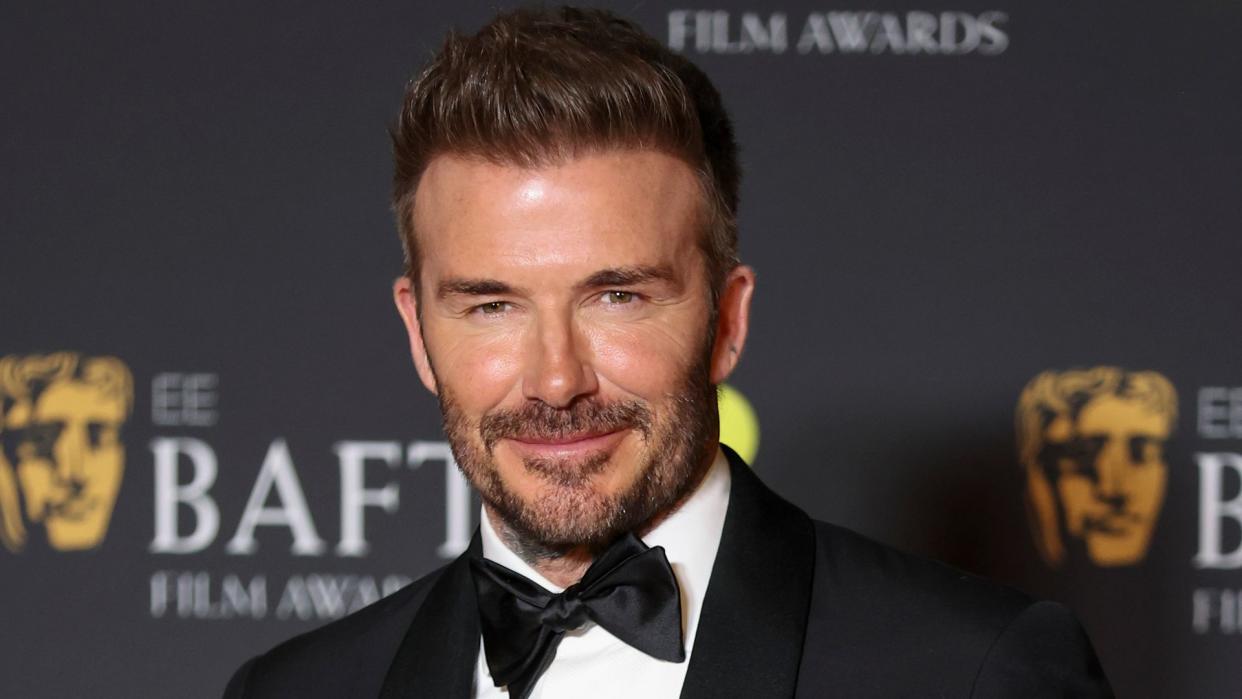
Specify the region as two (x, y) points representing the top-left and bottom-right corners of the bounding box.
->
(472, 447), (732, 698)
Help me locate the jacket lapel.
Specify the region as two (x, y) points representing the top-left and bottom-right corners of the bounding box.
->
(378, 447), (816, 698)
(380, 535), (482, 698)
(680, 446), (817, 698)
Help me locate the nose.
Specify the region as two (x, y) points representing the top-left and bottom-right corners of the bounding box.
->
(521, 310), (598, 408)
(53, 423), (87, 485)
(1093, 438), (1129, 509)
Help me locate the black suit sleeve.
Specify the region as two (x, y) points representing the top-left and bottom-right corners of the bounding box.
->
(222, 656), (258, 699)
(971, 601), (1113, 698)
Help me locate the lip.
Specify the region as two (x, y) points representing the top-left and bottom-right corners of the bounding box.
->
(505, 429), (627, 459)
(1083, 512), (1141, 535)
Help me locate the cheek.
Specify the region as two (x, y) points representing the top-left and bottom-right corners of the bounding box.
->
(584, 321), (700, 399)
(432, 326), (526, 413)
(16, 461), (54, 499)
(83, 448), (124, 491)
(1129, 466), (1167, 511)
(1058, 477), (1093, 514)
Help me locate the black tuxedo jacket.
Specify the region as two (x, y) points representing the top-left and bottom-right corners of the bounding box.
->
(225, 448), (1112, 697)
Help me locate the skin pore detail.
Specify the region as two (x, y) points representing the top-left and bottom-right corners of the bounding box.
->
(393, 150), (754, 588)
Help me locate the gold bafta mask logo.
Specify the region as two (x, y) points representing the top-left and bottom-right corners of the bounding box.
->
(1016, 367), (1176, 567)
(0, 353), (133, 552)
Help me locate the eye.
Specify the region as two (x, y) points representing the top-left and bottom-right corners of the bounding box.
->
(1129, 436), (1161, 464)
(601, 291), (637, 305)
(87, 422), (119, 449)
(26, 422), (65, 460)
(473, 301), (510, 315)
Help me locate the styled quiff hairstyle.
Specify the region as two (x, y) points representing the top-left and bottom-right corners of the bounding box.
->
(390, 6), (740, 299)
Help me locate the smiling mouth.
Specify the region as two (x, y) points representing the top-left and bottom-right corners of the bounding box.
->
(506, 429), (627, 459)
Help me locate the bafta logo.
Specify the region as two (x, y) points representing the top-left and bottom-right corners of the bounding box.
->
(1016, 367), (1176, 567)
(0, 352), (133, 552)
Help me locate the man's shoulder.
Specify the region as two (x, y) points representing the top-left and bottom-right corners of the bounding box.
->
(800, 519), (1110, 696)
(223, 564), (448, 698)
(808, 518), (1032, 624)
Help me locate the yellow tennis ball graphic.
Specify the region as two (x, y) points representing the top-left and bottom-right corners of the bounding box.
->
(718, 383), (759, 464)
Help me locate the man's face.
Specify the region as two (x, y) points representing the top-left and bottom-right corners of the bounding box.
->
(393, 150), (752, 550)
(1052, 395), (1169, 565)
(8, 380), (126, 550)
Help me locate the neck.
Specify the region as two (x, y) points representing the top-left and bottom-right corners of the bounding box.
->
(484, 507), (594, 588)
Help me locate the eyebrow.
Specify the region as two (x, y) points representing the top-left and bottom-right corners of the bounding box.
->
(577, 265), (676, 290)
(436, 265), (677, 300)
(436, 278), (518, 299)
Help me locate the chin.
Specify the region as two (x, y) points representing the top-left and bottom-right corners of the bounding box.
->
(507, 474), (624, 542)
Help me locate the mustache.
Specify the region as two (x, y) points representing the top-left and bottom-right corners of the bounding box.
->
(479, 398), (652, 452)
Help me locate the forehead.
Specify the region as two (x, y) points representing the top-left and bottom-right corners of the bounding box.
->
(33, 382), (126, 422)
(1078, 395), (1170, 435)
(411, 150), (705, 284)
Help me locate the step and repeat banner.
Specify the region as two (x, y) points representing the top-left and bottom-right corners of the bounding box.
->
(3, 2), (1240, 697)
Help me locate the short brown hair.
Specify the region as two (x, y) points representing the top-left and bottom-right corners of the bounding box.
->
(390, 6), (740, 298)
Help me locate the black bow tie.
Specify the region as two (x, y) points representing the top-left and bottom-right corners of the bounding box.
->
(470, 532), (686, 699)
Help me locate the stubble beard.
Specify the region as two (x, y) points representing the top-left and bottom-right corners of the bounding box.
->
(438, 352), (718, 559)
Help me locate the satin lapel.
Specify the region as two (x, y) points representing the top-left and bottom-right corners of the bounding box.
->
(380, 535), (482, 699)
(680, 446), (816, 698)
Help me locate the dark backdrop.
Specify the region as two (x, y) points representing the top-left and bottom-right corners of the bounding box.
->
(3, 1), (1240, 697)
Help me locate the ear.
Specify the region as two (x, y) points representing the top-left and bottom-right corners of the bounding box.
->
(709, 265), (756, 385)
(392, 276), (439, 394)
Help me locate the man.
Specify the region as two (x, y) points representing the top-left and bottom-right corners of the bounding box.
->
(226, 7), (1111, 697)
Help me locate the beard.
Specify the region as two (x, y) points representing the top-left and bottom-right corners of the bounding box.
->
(437, 351), (718, 556)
